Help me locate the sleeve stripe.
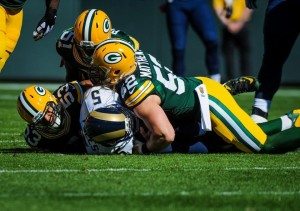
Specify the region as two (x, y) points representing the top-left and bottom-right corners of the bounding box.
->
(125, 80), (154, 107)
(71, 81), (83, 103)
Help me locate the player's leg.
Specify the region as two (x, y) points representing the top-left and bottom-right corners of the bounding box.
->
(0, 8), (23, 72)
(221, 27), (235, 80)
(166, 1), (188, 76)
(199, 77), (267, 153)
(0, 6), (7, 71)
(261, 127), (300, 153)
(189, 0), (220, 81)
(258, 109), (300, 135)
(252, 1), (300, 122)
(201, 77), (300, 153)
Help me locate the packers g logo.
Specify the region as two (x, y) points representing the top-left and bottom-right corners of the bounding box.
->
(103, 18), (110, 33)
(34, 86), (46, 96)
(104, 52), (122, 64)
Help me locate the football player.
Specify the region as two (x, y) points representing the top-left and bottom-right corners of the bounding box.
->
(0, 0), (60, 72)
(56, 9), (139, 82)
(91, 39), (300, 154)
(80, 86), (139, 154)
(17, 81), (143, 154)
(17, 82), (88, 153)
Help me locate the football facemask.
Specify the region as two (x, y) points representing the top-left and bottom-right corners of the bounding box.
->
(34, 101), (64, 131)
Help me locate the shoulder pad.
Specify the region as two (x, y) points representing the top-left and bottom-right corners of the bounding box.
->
(53, 81), (84, 106)
(119, 75), (155, 108)
(111, 28), (139, 51)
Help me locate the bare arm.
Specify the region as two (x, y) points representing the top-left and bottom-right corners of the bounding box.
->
(133, 95), (175, 153)
(46, 0), (60, 10)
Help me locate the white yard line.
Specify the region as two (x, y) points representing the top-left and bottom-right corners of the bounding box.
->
(0, 132), (21, 136)
(0, 140), (24, 143)
(0, 190), (298, 198)
(0, 168), (151, 173)
(0, 166), (298, 174)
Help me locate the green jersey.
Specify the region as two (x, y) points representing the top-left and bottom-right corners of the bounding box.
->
(0, 0), (27, 10)
(118, 50), (203, 124)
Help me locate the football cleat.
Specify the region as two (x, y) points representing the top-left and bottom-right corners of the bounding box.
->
(287, 109), (300, 127)
(223, 76), (259, 95)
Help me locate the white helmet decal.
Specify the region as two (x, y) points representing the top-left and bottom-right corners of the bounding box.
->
(34, 86), (46, 96)
(103, 18), (110, 33)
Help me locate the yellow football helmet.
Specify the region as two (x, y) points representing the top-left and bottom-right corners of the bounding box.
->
(73, 9), (112, 64)
(17, 85), (68, 136)
(91, 38), (137, 85)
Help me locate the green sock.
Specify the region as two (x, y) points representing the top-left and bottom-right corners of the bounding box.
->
(261, 127), (300, 153)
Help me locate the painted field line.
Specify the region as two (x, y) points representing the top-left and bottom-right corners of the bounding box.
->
(0, 190), (298, 198)
(62, 190), (300, 197)
(0, 132), (22, 136)
(0, 168), (151, 174)
(0, 140), (24, 143)
(224, 166), (300, 170)
(0, 166), (299, 174)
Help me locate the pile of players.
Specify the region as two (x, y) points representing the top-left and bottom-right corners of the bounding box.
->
(17, 9), (300, 155)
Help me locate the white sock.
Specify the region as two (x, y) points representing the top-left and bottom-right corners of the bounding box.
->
(253, 98), (271, 113)
(280, 115), (293, 131)
(210, 73), (221, 83)
(251, 114), (268, 123)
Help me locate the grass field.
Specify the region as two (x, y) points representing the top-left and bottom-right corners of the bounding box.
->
(0, 84), (299, 210)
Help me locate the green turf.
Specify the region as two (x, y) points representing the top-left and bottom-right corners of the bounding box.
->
(0, 87), (299, 210)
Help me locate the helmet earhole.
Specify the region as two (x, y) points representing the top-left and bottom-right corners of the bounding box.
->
(114, 70), (120, 75)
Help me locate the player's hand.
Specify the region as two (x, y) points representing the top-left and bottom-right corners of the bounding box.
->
(132, 139), (144, 154)
(79, 80), (94, 88)
(245, 0), (257, 9)
(33, 9), (57, 41)
(225, 6), (233, 19)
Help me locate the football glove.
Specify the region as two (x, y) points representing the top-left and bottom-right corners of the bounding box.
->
(245, 0), (257, 9)
(33, 8), (57, 41)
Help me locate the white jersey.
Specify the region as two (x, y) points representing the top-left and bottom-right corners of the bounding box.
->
(80, 86), (133, 154)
